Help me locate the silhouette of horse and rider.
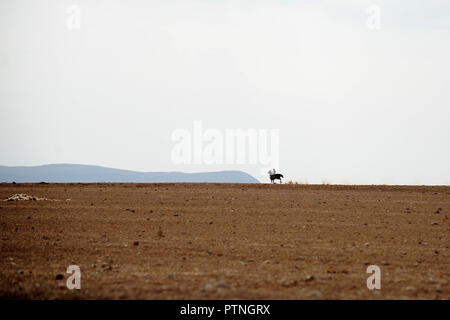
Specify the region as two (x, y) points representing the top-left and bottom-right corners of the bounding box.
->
(268, 169), (284, 184)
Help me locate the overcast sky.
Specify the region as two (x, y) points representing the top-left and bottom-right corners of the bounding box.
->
(1, 0), (449, 184)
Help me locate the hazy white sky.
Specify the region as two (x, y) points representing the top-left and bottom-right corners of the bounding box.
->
(1, 0), (449, 184)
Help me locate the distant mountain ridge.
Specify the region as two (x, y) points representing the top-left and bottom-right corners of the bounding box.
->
(0, 164), (260, 183)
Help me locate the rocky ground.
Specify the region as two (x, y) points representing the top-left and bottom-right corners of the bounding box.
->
(0, 183), (448, 299)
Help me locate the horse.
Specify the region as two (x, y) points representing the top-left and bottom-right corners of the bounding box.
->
(270, 173), (284, 184)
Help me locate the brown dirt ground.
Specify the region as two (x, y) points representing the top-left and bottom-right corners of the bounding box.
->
(0, 183), (448, 299)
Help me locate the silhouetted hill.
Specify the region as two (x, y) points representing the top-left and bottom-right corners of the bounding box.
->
(0, 164), (260, 183)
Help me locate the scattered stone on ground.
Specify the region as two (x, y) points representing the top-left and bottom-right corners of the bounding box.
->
(305, 275), (315, 281)
(3, 193), (59, 202)
(307, 290), (322, 297)
(205, 281), (232, 290)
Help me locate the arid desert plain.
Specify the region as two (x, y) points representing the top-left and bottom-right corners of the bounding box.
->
(0, 183), (448, 299)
